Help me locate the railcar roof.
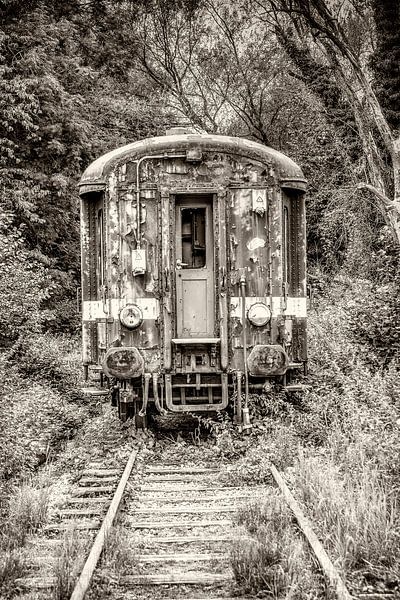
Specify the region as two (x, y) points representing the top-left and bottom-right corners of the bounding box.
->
(79, 133), (306, 192)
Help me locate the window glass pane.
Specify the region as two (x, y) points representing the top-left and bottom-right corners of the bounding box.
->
(181, 207), (206, 268)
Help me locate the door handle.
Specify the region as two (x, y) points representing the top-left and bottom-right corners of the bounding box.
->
(164, 267), (170, 292)
(176, 259), (188, 269)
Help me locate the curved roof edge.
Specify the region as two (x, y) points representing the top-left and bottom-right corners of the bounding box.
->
(79, 134), (306, 193)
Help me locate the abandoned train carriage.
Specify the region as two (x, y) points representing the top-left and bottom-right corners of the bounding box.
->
(79, 130), (307, 422)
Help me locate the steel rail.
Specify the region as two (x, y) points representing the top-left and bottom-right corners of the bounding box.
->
(270, 463), (353, 600)
(69, 443), (142, 600)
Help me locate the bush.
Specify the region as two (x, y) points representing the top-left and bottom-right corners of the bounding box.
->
(347, 277), (400, 369)
(0, 335), (89, 484)
(0, 220), (50, 346)
(0, 381), (87, 483)
(7, 333), (81, 391)
(0, 478), (50, 598)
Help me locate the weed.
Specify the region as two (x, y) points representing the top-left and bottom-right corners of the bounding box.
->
(0, 548), (26, 599)
(0, 480), (49, 598)
(235, 493), (291, 535)
(3, 480), (49, 548)
(103, 524), (139, 575)
(295, 452), (398, 573)
(231, 498), (319, 598)
(52, 529), (86, 600)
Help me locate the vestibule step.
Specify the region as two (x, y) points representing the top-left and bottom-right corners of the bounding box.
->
(172, 338), (220, 344)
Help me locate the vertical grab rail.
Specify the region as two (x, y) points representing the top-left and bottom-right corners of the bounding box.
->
(240, 274), (252, 431)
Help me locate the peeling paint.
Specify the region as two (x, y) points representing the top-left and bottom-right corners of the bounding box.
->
(80, 133), (307, 397)
(247, 237), (266, 251)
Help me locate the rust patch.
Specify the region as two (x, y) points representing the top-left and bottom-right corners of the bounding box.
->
(103, 347), (144, 379)
(247, 344), (288, 376)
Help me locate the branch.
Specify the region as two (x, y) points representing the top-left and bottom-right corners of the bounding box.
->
(357, 183), (398, 211)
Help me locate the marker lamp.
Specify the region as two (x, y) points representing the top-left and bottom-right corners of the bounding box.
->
(119, 304), (143, 329)
(247, 302), (271, 327)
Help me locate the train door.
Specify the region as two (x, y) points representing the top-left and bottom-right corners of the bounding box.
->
(175, 195), (214, 338)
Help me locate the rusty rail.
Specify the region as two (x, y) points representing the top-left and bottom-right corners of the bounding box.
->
(270, 463), (353, 600)
(69, 444), (142, 600)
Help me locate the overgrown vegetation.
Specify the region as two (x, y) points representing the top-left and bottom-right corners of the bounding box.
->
(0, 477), (50, 598)
(220, 277), (400, 594)
(52, 530), (87, 600)
(0, 1), (399, 597)
(102, 524), (140, 575)
(0, 335), (90, 486)
(232, 494), (320, 598)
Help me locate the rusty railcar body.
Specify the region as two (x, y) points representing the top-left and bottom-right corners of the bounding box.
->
(79, 130), (307, 423)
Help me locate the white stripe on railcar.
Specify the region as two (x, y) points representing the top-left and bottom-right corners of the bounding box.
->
(82, 298), (160, 321)
(83, 296), (306, 322)
(230, 297), (306, 318)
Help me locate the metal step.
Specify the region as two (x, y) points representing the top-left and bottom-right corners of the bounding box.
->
(283, 384), (310, 392)
(81, 387), (109, 397)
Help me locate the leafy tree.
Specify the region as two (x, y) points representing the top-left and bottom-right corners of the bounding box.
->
(255, 0), (400, 246)
(0, 215), (49, 346)
(0, 0), (169, 334)
(370, 0), (400, 131)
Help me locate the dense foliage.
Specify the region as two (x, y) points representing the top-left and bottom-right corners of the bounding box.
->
(370, 0), (400, 131)
(0, 1), (169, 339)
(0, 0), (398, 343)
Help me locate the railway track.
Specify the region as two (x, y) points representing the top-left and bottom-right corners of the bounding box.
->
(16, 438), (353, 600)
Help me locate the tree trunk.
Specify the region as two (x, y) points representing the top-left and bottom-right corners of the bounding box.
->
(272, 0), (400, 245)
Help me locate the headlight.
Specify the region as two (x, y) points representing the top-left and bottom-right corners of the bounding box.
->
(247, 302), (271, 327)
(119, 304), (143, 329)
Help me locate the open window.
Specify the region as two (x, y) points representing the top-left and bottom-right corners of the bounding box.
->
(181, 207), (206, 268)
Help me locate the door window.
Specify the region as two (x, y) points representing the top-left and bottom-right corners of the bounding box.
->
(181, 207), (206, 268)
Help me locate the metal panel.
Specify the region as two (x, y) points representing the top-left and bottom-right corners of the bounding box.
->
(79, 135), (306, 189)
(178, 278), (209, 336)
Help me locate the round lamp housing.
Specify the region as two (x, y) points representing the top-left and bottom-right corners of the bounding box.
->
(247, 302), (271, 327)
(119, 304), (143, 329)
